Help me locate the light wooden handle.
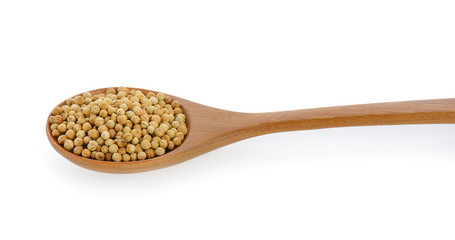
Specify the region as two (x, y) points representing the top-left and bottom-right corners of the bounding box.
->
(247, 98), (455, 135)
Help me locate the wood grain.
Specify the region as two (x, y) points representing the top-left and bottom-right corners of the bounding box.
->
(46, 87), (455, 173)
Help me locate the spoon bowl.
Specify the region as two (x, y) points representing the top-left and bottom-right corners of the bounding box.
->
(47, 87), (455, 173)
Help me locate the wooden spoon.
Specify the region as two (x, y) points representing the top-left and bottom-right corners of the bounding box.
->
(46, 87), (455, 173)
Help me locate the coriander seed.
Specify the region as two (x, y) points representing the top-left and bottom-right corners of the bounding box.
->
(101, 145), (109, 154)
(151, 140), (159, 149)
(73, 146), (83, 155)
(122, 154), (131, 162)
(154, 127), (164, 137)
(106, 120), (115, 129)
(64, 139), (74, 151)
(95, 117), (104, 126)
(159, 139), (168, 148)
(95, 152), (105, 161)
(87, 140), (98, 151)
(65, 130), (76, 140)
(74, 138), (84, 146)
(140, 140), (151, 150)
(123, 132), (133, 142)
(131, 128), (141, 138)
(137, 151), (146, 160)
(91, 105), (100, 115)
(54, 115), (64, 124)
(52, 107), (63, 115)
(118, 139), (127, 148)
(101, 131), (110, 140)
(81, 149), (91, 158)
(126, 144), (136, 154)
(155, 147), (165, 156)
(109, 144), (119, 153)
(98, 125), (108, 133)
(57, 135), (67, 145)
(112, 153), (122, 162)
(118, 147), (127, 155)
(82, 122), (92, 132)
(83, 136), (91, 145)
(145, 149), (155, 158)
(88, 129), (99, 139)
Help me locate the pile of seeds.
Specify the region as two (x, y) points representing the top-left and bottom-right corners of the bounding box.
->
(48, 87), (187, 162)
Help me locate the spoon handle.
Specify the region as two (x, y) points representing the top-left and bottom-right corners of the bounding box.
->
(248, 98), (455, 135)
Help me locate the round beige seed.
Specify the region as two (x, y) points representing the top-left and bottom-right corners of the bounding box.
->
(109, 144), (119, 153)
(105, 139), (114, 146)
(87, 140), (98, 151)
(156, 92), (165, 101)
(101, 131), (110, 140)
(76, 130), (86, 138)
(51, 129), (61, 137)
(147, 126), (155, 134)
(177, 125), (188, 135)
(73, 146), (83, 155)
(117, 115), (127, 125)
(118, 147), (126, 155)
(88, 129), (99, 139)
(167, 141), (175, 150)
(82, 122), (92, 131)
(65, 130), (76, 140)
(74, 96), (84, 105)
(57, 124), (67, 133)
(123, 132), (133, 142)
(91, 105), (100, 115)
(82, 92), (92, 99)
(95, 152), (105, 161)
(117, 139), (127, 148)
(106, 120), (115, 129)
(64, 139), (74, 151)
(159, 139), (168, 148)
(132, 137), (140, 145)
(155, 147), (165, 156)
(101, 145), (109, 154)
(126, 144), (136, 154)
(145, 149), (155, 158)
(154, 127), (164, 137)
(83, 136), (91, 145)
(81, 149), (91, 158)
(53, 115), (63, 124)
(141, 140), (151, 150)
(98, 125), (108, 133)
(122, 154), (131, 162)
(151, 140), (159, 149)
(52, 107), (63, 115)
(74, 138), (84, 146)
(112, 153), (122, 162)
(137, 151), (146, 160)
(143, 134), (152, 142)
(131, 129), (142, 138)
(57, 135), (67, 145)
(173, 137), (182, 146)
(131, 115), (140, 124)
(175, 132), (184, 139)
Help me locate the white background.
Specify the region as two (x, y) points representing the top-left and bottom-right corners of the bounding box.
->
(1, 1), (455, 239)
